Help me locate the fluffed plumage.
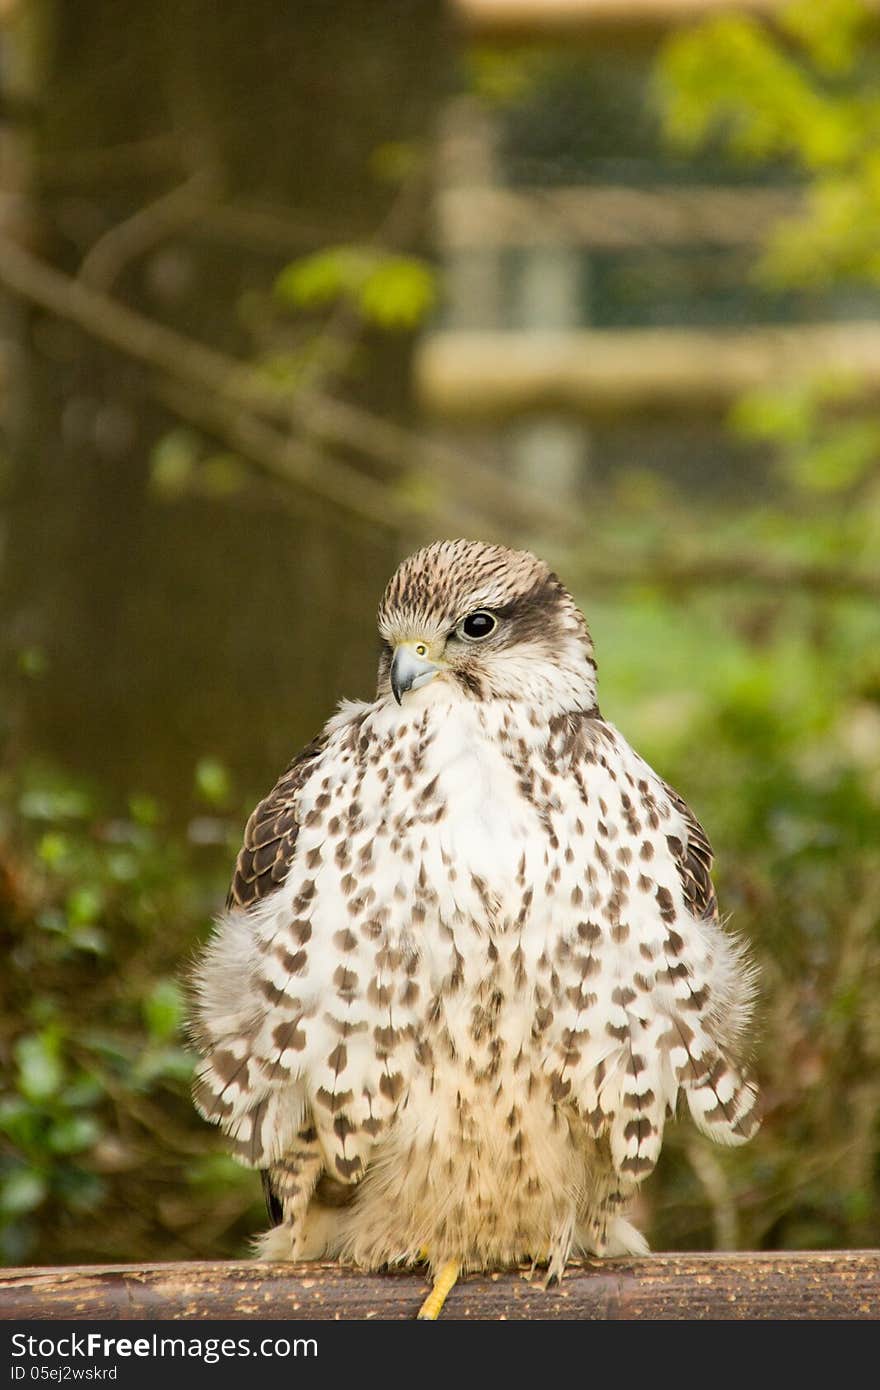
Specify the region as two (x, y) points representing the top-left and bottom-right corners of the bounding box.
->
(190, 539), (759, 1284)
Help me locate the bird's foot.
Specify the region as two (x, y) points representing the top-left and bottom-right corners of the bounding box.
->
(417, 1259), (460, 1320)
(521, 1246), (564, 1288)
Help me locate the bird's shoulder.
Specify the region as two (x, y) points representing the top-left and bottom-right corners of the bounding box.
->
(226, 734), (327, 911)
(225, 701), (374, 911)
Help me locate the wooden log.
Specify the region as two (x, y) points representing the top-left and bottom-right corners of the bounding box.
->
(1, 1253), (878, 1321)
(415, 324), (880, 418)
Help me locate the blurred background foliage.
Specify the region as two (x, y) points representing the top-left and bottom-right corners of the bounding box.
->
(1, 0), (879, 1265)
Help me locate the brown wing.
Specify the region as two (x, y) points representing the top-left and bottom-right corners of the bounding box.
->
(661, 781), (718, 923)
(226, 733), (327, 910)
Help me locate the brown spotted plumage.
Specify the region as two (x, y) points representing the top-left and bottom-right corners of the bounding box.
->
(190, 540), (759, 1295)
(227, 735), (328, 911)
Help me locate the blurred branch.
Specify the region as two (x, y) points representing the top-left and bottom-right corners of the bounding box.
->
(565, 549), (880, 599)
(78, 171), (218, 292)
(153, 376), (474, 537)
(290, 158), (430, 395)
(0, 232), (256, 396)
(39, 133), (189, 186)
(2, 235), (880, 595)
(0, 232), (580, 541)
(0, 231), (428, 531)
(294, 391), (579, 541)
(196, 200), (359, 253)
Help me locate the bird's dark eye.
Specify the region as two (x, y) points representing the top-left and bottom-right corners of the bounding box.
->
(458, 610), (497, 641)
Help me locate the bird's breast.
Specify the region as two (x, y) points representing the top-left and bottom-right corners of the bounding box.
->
(408, 708), (547, 924)
(294, 700), (569, 959)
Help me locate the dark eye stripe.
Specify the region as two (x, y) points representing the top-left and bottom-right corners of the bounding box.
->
(492, 577), (560, 628)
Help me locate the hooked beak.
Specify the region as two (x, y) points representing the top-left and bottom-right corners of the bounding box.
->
(391, 643), (441, 705)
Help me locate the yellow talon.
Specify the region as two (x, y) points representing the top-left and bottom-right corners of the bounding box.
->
(417, 1259), (460, 1320)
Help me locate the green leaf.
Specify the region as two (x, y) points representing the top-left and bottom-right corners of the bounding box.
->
(106, 850), (139, 883)
(47, 1116), (102, 1155)
(0, 1169), (48, 1216)
(194, 757), (232, 806)
(729, 385), (817, 447)
(782, 0), (869, 75)
(0, 1097), (42, 1148)
(274, 246), (373, 309)
(37, 832), (70, 869)
(20, 787), (91, 821)
(129, 794), (161, 827)
(188, 1153), (252, 1190)
(358, 257), (436, 330)
(66, 885), (103, 926)
(275, 246), (436, 329)
(68, 927), (108, 956)
(134, 1045), (194, 1086)
(142, 980), (184, 1043)
(657, 13), (864, 169)
(149, 428), (200, 500)
(63, 1075), (103, 1109)
(786, 420), (880, 492)
(15, 1031), (64, 1103)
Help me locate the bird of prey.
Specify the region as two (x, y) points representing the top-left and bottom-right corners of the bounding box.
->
(190, 539), (759, 1319)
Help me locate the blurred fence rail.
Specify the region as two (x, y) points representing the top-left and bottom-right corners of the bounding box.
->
(1, 1253), (878, 1320)
(437, 186), (801, 251)
(416, 324), (880, 418)
(452, 0), (862, 38)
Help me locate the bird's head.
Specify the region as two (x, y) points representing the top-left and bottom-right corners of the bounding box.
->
(376, 539), (598, 713)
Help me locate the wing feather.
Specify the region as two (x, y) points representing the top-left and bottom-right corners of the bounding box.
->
(191, 706), (420, 1194)
(545, 716), (759, 1196)
(660, 779), (717, 922)
(226, 733), (327, 910)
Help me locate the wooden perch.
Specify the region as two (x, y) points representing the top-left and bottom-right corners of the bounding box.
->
(1, 1253), (878, 1321)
